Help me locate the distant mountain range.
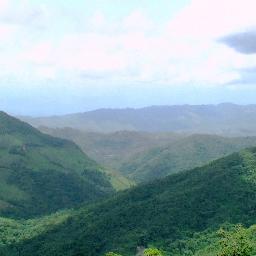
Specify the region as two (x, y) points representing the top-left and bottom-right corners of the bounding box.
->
(20, 103), (256, 136)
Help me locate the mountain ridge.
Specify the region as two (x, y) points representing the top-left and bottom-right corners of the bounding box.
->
(2, 147), (256, 255)
(120, 133), (256, 182)
(0, 111), (115, 218)
(37, 127), (256, 183)
(19, 103), (256, 135)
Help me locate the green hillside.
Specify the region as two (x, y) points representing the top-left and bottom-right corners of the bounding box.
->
(38, 128), (256, 184)
(2, 147), (256, 255)
(120, 134), (256, 182)
(173, 224), (256, 256)
(0, 111), (114, 218)
(39, 127), (184, 171)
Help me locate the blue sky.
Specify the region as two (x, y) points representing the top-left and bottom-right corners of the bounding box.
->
(0, 0), (256, 116)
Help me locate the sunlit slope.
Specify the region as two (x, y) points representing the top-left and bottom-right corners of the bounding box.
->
(39, 127), (184, 170)
(6, 147), (256, 255)
(39, 128), (256, 184)
(0, 111), (114, 218)
(121, 134), (256, 182)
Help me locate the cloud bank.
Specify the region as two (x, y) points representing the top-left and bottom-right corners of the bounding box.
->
(0, 0), (256, 114)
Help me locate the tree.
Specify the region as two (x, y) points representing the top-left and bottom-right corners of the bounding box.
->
(143, 248), (164, 256)
(217, 224), (253, 256)
(105, 252), (122, 256)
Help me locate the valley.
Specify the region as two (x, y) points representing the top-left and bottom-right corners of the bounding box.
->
(39, 127), (256, 183)
(1, 1), (255, 255)
(1, 108), (256, 255)
(1, 146), (256, 255)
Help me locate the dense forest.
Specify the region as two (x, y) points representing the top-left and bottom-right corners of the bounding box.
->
(1, 129), (256, 255)
(0, 112), (116, 218)
(38, 127), (256, 183)
(1, 111), (256, 255)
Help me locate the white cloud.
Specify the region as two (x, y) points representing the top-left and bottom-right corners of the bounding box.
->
(89, 11), (106, 29)
(0, 0), (256, 87)
(167, 0), (256, 39)
(0, 0), (8, 12)
(0, 23), (16, 41)
(122, 10), (153, 32)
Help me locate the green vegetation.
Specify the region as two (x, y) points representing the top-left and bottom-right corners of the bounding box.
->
(105, 252), (123, 256)
(120, 134), (256, 182)
(143, 248), (164, 256)
(1, 218), (256, 255)
(39, 127), (256, 184)
(2, 111), (256, 255)
(103, 226), (256, 256)
(39, 127), (183, 171)
(217, 225), (253, 256)
(0, 112), (114, 218)
(105, 247), (164, 256)
(1, 147), (256, 255)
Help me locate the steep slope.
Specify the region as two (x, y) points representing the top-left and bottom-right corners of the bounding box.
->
(39, 127), (185, 170)
(21, 103), (256, 135)
(4, 147), (256, 255)
(38, 128), (256, 184)
(121, 134), (256, 182)
(0, 111), (114, 218)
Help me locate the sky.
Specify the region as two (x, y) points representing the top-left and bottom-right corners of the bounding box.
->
(1, 0), (256, 116)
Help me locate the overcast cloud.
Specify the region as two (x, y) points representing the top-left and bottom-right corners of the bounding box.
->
(0, 0), (256, 115)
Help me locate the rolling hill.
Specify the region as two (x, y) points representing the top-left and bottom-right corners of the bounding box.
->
(37, 128), (256, 183)
(2, 147), (256, 255)
(21, 103), (256, 136)
(0, 111), (115, 218)
(39, 127), (185, 170)
(120, 134), (256, 182)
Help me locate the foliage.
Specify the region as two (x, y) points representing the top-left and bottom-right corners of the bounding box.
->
(40, 126), (182, 183)
(120, 134), (256, 183)
(143, 248), (164, 256)
(0, 112), (114, 218)
(217, 225), (253, 256)
(105, 252), (123, 256)
(1, 114), (256, 256)
(0, 148), (256, 255)
(104, 247), (164, 256)
(40, 126), (256, 184)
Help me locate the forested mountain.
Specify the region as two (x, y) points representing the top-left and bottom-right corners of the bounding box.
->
(39, 127), (185, 170)
(38, 127), (256, 183)
(21, 103), (256, 136)
(1, 147), (256, 255)
(120, 134), (256, 182)
(0, 111), (114, 218)
(2, 0), (255, 255)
